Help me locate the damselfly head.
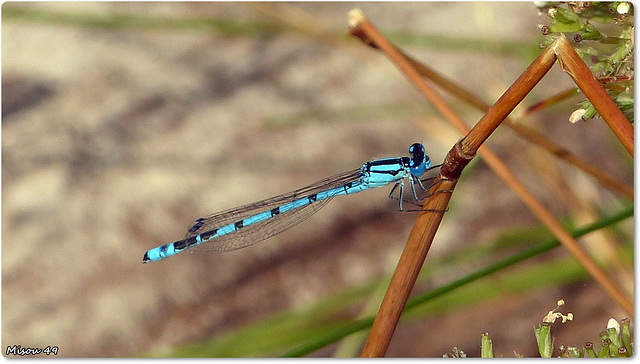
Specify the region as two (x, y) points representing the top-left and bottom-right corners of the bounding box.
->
(408, 143), (430, 176)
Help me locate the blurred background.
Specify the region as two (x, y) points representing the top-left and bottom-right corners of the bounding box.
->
(2, 2), (633, 357)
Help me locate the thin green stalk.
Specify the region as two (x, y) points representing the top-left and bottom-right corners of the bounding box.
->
(3, 5), (274, 35)
(281, 205), (633, 357)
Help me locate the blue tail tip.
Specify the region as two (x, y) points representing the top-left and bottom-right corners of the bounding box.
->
(142, 252), (150, 264)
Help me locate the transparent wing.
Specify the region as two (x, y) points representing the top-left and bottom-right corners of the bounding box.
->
(184, 168), (364, 253)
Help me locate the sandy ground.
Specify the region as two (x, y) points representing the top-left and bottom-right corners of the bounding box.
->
(2, 2), (632, 357)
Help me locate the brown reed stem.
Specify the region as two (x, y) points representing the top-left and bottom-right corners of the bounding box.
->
(553, 35), (634, 156)
(401, 52), (632, 199)
(349, 9), (633, 357)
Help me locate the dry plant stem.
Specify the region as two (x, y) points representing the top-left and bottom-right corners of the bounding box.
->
(349, 9), (634, 357)
(350, 16), (468, 134)
(404, 51), (632, 198)
(432, 38), (635, 316)
(349, 12), (470, 357)
(553, 35), (634, 156)
(361, 178), (456, 357)
(350, 11), (553, 356)
(394, 20), (635, 315)
(522, 87), (579, 116)
(459, 44), (557, 153)
(509, 122), (633, 198)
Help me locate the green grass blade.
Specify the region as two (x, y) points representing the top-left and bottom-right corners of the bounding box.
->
(282, 205), (633, 357)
